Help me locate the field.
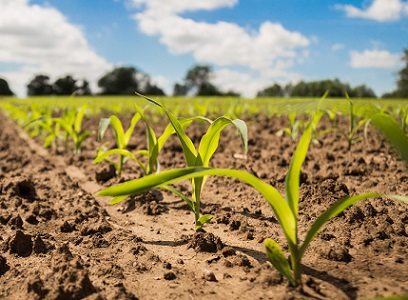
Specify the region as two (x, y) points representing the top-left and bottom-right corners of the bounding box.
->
(0, 96), (407, 300)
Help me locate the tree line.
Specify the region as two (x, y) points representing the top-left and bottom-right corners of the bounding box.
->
(1, 49), (407, 98)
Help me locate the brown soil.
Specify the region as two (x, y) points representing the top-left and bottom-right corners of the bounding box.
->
(0, 109), (407, 300)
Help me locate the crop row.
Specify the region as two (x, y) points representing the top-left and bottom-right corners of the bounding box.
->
(0, 94), (407, 287)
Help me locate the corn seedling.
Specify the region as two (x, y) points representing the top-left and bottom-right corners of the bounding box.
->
(94, 109), (143, 175)
(344, 96), (372, 149)
(23, 105), (89, 154)
(276, 111), (303, 141)
(103, 93), (248, 231)
(25, 114), (61, 152)
(52, 104), (90, 154)
(94, 104), (206, 178)
(97, 110), (407, 286)
(323, 97), (370, 149)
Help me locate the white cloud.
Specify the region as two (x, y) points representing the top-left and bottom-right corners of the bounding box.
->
(350, 50), (401, 68)
(150, 74), (170, 94)
(130, 0), (310, 97)
(214, 68), (302, 98)
(335, 0), (408, 22)
(0, 0), (111, 96)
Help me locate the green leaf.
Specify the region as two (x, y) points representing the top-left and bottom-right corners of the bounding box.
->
(136, 93), (197, 166)
(196, 214), (213, 231)
(98, 118), (111, 142)
(198, 117), (248, 167)
(124, 111), (142, 145)
(109, 195), (129, 205)
(74, 104), (87, 134)
(264, 238), (296, 286)
(232, 119), (248, 154)
(109, 115), (126, 149)
(285, 122), (313, 218)
(371, 113), (408, 164)
(53, 118), (73, 136)
(97, 167), (296, 246)
(198, 117), (231, 167)
(93, 148), (138, 164)
(78, 130), (90, 144)
(161, 185), (194, 211)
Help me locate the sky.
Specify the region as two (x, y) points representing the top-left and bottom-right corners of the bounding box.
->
(0, 0), (407, 98)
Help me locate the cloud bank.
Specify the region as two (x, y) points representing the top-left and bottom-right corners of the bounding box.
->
(336, 0), (408, 22)
(130, 0), (310, 96)
(350, 49), (402, 68)
(0, 0), (111, 96)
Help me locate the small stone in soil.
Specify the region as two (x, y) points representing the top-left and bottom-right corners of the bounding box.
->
(202, 269), (217, 282)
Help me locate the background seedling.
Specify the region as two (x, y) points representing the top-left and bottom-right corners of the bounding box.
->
(24, 104), (90, 154)
(94, 110), (143, 175)
(276, 111), (303, 141)
(53, 104), (90, 154)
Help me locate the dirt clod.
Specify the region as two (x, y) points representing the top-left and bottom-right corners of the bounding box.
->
(9, 230), (32, 257)
(188, 232), (224, 253)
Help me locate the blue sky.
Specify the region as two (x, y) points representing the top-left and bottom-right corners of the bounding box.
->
(0, 0), (407, 97)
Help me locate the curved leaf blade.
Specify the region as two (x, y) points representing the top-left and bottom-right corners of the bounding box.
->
(98, 118), (111, 142)
(109, 115), (126, 149)
(96, 167), (297, 246)
(264, 238), (295, 286)
(371, 113), (408, 164)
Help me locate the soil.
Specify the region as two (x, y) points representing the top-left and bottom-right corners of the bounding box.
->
(0, 109), (407, 300)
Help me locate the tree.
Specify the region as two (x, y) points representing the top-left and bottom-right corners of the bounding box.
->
(396, 49), (408, 98)
(258, 79), (376, 98)
(76, 80), (92, 96)
(27, 75), (54, 96)
(173, 83), (189, 96)
(350, 84), (376, 98)
(0, 78), (14, 96)
(186, 65), (222, 96)
(144, 82), (165, 96)
(174, 64), (231, 96)
(257, 83), (284, 97)
(53, 75), (77, 95)
(97, 66), (164, 95)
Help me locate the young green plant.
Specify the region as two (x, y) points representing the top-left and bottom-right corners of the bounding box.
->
(276, 111), (303, 141)
(93, 104), (207, 178)
(343, 95), (370, 149)
(53, 104), (90, 154)
(97, 110), (407, 286)
(94, 110), (142, 175)
(23, 104), (89, 154)
(106, 93), (247, 231)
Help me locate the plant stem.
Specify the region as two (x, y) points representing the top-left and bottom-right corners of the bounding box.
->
(118, 154), (123, 175)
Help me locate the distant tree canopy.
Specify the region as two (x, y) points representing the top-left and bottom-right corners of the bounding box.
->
(396, 48), (408, 98)
(53, 75), (78, 95)
(173, 65), (240, 97)
(257, 79), (376, 98)
(380, 48), (408, 98)
(0, 78), (14, 96)
(97, 66), (165, 96)
(27, 75), (54, 96)
(27, 74), (92, 96)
